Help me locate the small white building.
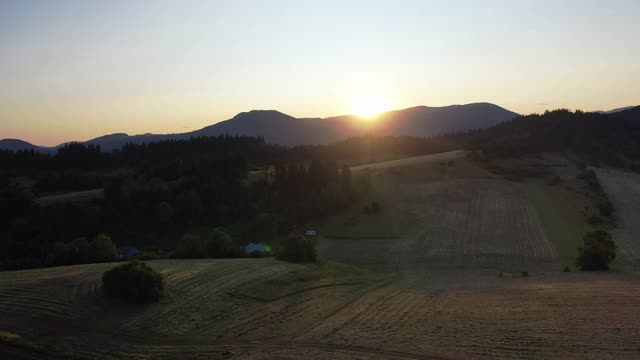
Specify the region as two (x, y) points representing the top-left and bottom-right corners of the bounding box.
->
(305, 230), (317, 237)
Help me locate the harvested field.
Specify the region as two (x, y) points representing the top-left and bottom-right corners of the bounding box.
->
(0, 259), (384, 341)
(596, 169), (640, 268)
(405, 179), (557, 269)
(320, 177), (558, 271)
(2, 261), (640, 359)
(299, 270), (640, 360)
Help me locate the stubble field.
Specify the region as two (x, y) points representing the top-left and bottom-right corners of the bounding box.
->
(596, 169), (640, 269)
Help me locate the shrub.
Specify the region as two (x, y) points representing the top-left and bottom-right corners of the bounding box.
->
(249, 250), (265, 258)
(576, 230), (617, 271)
(174, 234), (207, 258)
(205, 227), (235, 258)
(102, 261), (164, 304)
(563, 266), (571, 272)
(88, 234), (116, 263)
(136, 251), (161, 260)
(277, 233), (316, 262)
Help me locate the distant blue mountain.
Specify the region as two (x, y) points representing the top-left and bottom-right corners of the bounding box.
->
(0, 139), (54, 153)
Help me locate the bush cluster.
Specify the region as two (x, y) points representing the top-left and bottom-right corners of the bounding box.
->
(46, 234), (116, 267)
(173, 227), (239, 259)
(102, 261), (164, 304)
(576, 230), (617, 271)
(277, 233), (316, 262)
(577, 170), (614, 217)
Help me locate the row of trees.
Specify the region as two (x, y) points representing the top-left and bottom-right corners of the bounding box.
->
(46, 234), (116, 267)
(577, 230), (617, 271)
(174, 228), (240, 259)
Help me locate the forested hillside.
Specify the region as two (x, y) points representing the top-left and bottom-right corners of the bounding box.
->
(467, 107), (640, 169)
(2, 107), (639, 270)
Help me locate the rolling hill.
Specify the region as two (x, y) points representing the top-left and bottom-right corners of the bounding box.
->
(4, 152), (640, 359)
(1, 103), (519, 152)
(0, 139), (51, 152)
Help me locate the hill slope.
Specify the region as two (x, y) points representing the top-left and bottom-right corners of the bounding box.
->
(0, 139), (50, 152)
(596, 105), (637, 114)
(467, 107), (640, 165)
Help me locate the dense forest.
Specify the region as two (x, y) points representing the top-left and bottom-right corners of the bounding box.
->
(2, 107), (639, 270)
(466, 108), (640, 168)
(1, 135), (359, 269)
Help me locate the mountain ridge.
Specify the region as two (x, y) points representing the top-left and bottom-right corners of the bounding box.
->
(595, 106), (637, 114)
(1, 103), (521, 152)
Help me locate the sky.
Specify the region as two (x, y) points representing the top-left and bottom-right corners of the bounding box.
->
(1, 0), (639, 146)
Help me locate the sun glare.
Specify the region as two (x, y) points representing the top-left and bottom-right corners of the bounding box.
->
(350, 90), (390, 118)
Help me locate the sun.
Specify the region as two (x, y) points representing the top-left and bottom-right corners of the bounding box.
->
(350, 90), (390, 118)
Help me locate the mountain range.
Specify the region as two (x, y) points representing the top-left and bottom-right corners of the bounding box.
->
(595, 106), (637, 114)
(1, 102), (634, 153)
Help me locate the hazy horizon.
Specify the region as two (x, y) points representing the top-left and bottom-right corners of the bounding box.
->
(2, 0), (639, 146)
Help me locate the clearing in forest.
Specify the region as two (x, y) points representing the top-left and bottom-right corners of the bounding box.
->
(319, 151), (558, 271)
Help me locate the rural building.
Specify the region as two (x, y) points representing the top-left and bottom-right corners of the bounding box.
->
(116, 247), (140, 260)
(306, 230), (317, 237)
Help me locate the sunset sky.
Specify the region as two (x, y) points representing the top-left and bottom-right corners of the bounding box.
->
(1, 0), (639, 146)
